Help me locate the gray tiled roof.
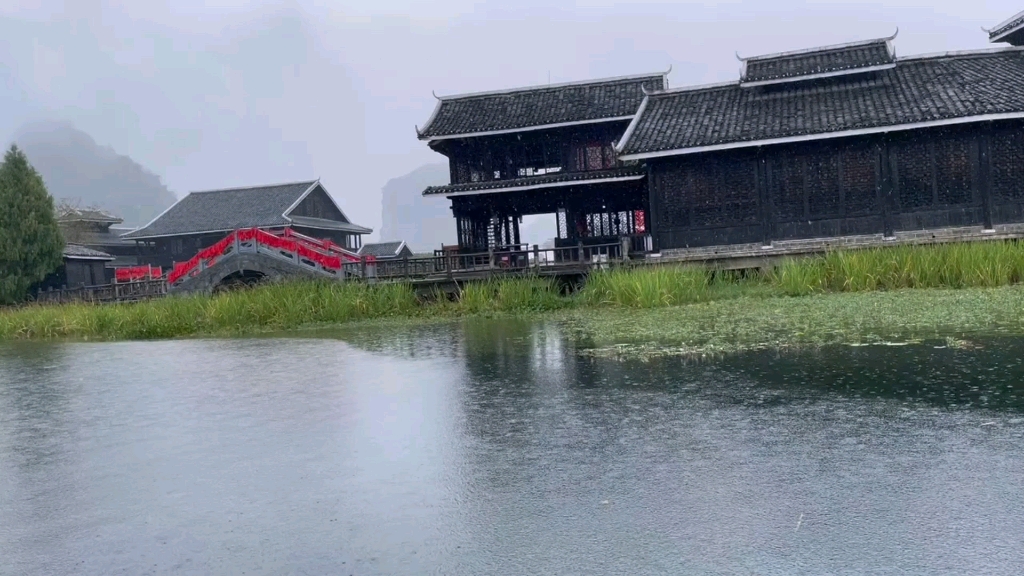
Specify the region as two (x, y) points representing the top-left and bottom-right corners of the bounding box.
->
(619, 49), (1024, 157)
(423, 166), (646, 196)
(78, 227), (136, 247)
(742, 39), (894, 84)
(417, 73), (666, 139)
(57, 208), (123, 224)
(358, 241), (408, 258)
(123, 181), (332, 239)
(63, 244), (114, 260)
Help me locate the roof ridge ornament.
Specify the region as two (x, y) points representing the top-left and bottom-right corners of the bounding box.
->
(432, 90), (441, 101)
(886, 27), (899, 41)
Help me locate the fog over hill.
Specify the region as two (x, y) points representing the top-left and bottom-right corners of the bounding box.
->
(379, 163), (456, 252)
(13, 122), (177, 227)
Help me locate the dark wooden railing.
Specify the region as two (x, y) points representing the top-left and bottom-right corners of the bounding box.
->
(351, 240), (634, 281)
(34, 279), (168, 305)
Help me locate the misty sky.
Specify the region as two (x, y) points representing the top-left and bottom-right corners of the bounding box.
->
(0, 1), (1016, 238)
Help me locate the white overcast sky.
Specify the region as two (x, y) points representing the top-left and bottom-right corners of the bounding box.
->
(0, 1), (1018, 236)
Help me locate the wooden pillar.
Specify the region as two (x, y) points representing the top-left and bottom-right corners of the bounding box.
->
(756, 151), (772, 246)
(879, 140), (895, 237)
(645, 163), (660, 252)
(978, 128), (995, 230)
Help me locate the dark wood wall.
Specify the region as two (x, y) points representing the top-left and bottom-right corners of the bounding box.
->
(648, 121), (1024, 250)
(438, 122), (630, 185)
(289, 186), (349, 222)
(64, 260), (109, 287)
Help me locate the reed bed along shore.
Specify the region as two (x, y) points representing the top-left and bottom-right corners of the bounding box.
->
(4, 241), (1024, 342)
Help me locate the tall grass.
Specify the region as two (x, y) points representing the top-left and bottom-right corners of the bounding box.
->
(5, 241), (1024, 340)
(772, 241), (1024, 295)
(0, 280), (422, 340)
(458, 277), (569, 314)
(582, 265), (712, 307)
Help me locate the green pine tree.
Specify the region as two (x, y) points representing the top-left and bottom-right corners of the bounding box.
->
(0, 144), (65, 304)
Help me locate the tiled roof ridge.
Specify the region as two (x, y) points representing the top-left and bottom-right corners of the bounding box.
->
(434, 71), (668, 101)
(189, 179), (318, 194)
(645, 80), (740, 97)
(896, 45), (1024, 63)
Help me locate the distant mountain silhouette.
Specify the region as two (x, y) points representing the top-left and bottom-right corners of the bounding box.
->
(379, 163), (456, 252)
(13, 122), (177, 227)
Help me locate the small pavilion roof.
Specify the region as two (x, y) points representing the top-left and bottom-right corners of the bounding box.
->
(358, 241), (411, 259)
(417, 72), (667, 141)
(63, 244), (115, 261)
(739, 34), (897, 86)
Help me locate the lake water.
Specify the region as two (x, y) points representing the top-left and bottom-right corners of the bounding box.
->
(2, 320), (1024, 575)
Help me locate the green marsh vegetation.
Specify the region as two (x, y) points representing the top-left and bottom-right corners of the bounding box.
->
(4, 241), (1024, 349)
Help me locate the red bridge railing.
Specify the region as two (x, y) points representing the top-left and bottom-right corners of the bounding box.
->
(115, 265), (163, 283)
(167, 227), (367, 285)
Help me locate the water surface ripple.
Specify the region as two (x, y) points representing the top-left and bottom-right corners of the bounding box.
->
(2, 321), (1023, 575)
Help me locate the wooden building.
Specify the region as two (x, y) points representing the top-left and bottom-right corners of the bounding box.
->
(35, 244), (115, 292)
(57, 208), (139, 267)
(122, 180), (371, 268)
(417, 73), (666, 254)
(616, 31), (1024, 251)
(420, 16), (1024, 257)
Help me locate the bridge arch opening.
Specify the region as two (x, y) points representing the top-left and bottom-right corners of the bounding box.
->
(214, 270), (268, 293)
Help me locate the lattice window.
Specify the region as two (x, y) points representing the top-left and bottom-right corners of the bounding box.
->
(934, 137), (973, 206)
(771, 156), (806, 220)
(894, 142), (934, 210)
(585, 144), (604, 171)
(635, 210), (646, 233)
(841, 147), (878, 215)
(556, 208), (568, 239)
(806, 153), (841, 217)
(991, 128), (1024, 202)
(454, 159), (471, 184)
(603, 145), (617, 169)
